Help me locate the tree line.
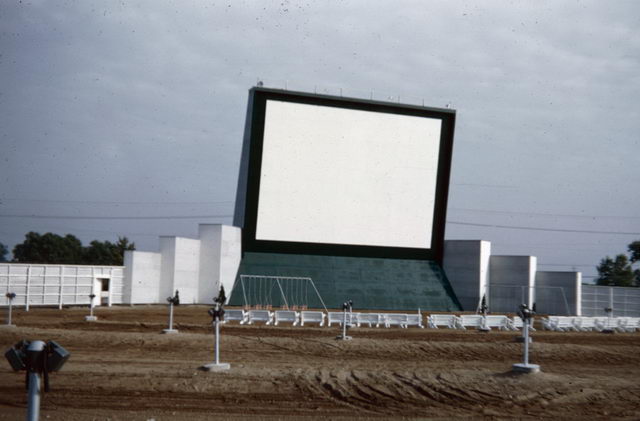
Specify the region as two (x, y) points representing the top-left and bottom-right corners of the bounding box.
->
(596, 241), (640, 287)
(0, 232), (135, 266)
(1, 233), (638, 286)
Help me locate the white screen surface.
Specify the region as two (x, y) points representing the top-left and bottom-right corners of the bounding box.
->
(255, 100), (442, 249)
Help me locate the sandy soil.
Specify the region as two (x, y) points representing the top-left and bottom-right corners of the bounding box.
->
(1, 305), (639, 420)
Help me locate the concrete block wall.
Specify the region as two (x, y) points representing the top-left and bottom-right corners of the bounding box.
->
(159, 236), (202, 304)
(443, 242), (587, 315)
(219, 225), (242, 301)
(159, 237), (178, 302)
(121, 223), (241, 305)
(488, 255), (537, 313)
(198, 225), (221, 303)
(171, 237), (201, 304)
(535, 271), (582, 316)
(198, 224), (242, 304)
(123, 251), (161, 304)
(443, 240), (491, 311)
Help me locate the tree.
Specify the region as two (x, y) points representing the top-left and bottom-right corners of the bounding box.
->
(12, 232), (84, 264)
(596, 254), (635, 287)
(83, 240), (118, 266)
(0, 242), (8, 262)
(114, 236), (135, 265)
(12, 232), (135, 266)
(629, 241), (640, 264)
(84, 236), (135, 266)
(596, 240), (640, 287)
(631, 241), (640, 287)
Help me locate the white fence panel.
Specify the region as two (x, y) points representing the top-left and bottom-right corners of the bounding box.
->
(582, 285), (640, 317)
(0, 263), (124, 309)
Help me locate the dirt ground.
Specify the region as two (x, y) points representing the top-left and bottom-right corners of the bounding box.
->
(1, 305), (639, 420)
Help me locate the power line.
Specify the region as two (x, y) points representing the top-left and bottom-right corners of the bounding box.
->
(447, 220), (640, 236)
(453, 183), (517, 189)
(1, 196), (636, 220)
(450, 207), (640, 220)
(0, 213), (637, 235)
(0, 198), (234, 206)
(0, 227), (160, 237)
(538, 263), (595, 267)
(0, 214), (233, 220)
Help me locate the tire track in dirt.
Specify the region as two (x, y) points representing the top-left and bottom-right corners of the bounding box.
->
(293, 368), (518, 416)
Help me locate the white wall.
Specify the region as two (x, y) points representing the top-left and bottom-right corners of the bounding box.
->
(172, 237), (201, 304)
(159, 237), (177, 302)
(198, 224), (241, 304)
(0, 263), (124, 309)
(443, 240), (491, 311)
(219, 225), (242, 301)
(198, 224), (222, 303)
(123, 250), (161, 304)
(159, 236), (201, 304)
(535, 271), (582, 316)
(121, 227), (239, 305)
(489, 255), (537, 313)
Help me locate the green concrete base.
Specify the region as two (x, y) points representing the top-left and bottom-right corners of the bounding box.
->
(229, 252), (462, 311)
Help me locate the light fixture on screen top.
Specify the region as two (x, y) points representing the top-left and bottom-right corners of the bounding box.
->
(257, 80), (264, 87)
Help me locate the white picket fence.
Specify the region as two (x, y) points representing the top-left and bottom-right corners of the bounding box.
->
(541, 315), (640, 333)
(217, 310), (566, 332)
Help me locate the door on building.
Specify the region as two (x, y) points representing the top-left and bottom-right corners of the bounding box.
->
(94, 277), (111, 306)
